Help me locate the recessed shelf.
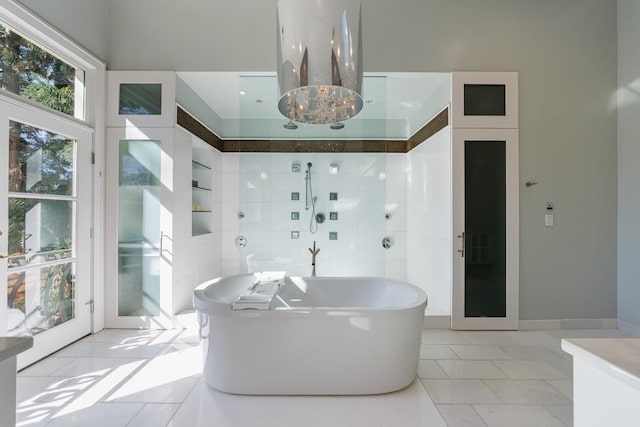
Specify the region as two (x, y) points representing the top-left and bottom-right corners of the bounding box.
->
(192, 160), (212, 170)
(192, 139), (214, 238)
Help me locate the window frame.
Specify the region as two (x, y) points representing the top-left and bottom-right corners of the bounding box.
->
(0, 0), (107, 332)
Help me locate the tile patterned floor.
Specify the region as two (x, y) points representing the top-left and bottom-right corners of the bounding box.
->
(15, 327), (630, 426)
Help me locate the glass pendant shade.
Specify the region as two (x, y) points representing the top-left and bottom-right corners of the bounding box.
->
(276, 0), (363, 124)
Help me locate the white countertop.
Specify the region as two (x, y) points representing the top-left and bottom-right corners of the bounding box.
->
(0, 337), (33, 363)
(562, 338), (640, 392)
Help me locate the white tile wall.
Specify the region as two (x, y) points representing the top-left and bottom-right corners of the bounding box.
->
(173, 136), (223, 314)
(407, 127), (452, 315)
(217, 136), (452, 312)
(221, 153), (404, 279)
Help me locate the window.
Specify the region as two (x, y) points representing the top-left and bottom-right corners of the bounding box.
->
(119, 83), (162, 115)
(1, 0), (105, 364)
(0, 21), (82, 117)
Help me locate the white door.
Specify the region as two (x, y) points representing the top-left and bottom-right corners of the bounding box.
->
(452, 128), (519, 330)
(105, 127), (174, 328)
(0, 99), (93, 368)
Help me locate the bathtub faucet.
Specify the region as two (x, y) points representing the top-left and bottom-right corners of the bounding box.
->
(308, 241), (320, 277)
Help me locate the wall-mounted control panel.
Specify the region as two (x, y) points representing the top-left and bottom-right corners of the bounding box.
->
(545, 202), (554, 227)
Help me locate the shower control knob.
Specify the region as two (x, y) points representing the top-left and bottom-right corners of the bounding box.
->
(235, 236), (247, 248)
(382, 236), (393, 249)
(316, 213), (326, 224)
(237, 211), (245, 220)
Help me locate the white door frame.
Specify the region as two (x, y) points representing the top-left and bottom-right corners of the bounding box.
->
(452, 128), (519, 330)
(105, 127), (174, 329)
(0, 98), (93, 368)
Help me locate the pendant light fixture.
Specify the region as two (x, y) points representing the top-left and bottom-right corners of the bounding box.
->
(276, 0), (363, 125)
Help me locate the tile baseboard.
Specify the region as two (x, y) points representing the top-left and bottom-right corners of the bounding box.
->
(617, 320), (640, 337)
(424, 317), (620, 330)
(520, 318), (618, 330)
(423, 315), (451, 329)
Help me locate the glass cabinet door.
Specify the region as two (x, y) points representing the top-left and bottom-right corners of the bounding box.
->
(463, 140), (507, 318)
(117, 139), (161, 317)
(105, 128), (173, 328)
(452, 128), (519, 330)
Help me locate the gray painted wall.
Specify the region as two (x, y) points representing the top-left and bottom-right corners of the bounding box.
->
(617, 0), (640, 330)
(20, 0), (619, 320)
(17, 0), (108, 60)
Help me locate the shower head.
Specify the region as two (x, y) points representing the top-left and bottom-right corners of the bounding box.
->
(307, 162), (312, 168)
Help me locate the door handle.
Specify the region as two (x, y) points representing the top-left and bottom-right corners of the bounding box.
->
(457, 232), (465, 257)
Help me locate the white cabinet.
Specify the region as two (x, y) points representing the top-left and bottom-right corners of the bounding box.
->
(451, 72), (518, 129)
(105, 71), (219, 328)
(450, 72), (519, 331)
(562, 338), (640, 427)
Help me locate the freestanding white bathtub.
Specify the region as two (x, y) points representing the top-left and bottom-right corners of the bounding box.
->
(193, 274), (428, 395)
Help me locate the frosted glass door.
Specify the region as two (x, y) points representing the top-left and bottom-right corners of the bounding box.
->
(117, 140), (161, 316)
(105, 127), (174, 328)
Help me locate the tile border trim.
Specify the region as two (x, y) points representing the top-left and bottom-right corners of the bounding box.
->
(177, 106), (449, 154)
(177, 106), (224, 151)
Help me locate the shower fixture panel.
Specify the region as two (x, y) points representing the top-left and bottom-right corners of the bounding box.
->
(305, 162), (319, 233)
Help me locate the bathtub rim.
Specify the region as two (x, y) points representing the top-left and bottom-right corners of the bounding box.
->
(193, 273), (428, 314)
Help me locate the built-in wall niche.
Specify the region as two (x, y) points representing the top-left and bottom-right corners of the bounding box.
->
(451, 72), (518, 129)
(192, 137), (213, 236)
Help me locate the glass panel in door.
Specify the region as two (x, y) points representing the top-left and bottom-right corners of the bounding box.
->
(464, 141), (506, 318)
(117, 139), (161, 317)
(6, 121), (77, 337)
(452, 129), (518, 330)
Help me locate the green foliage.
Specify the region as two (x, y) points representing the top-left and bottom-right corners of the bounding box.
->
(0, 22), (76, 115)
(1, 22), (77, 332)
(1, 21), (76, 257)
(23, 82), (74, 113)
(10, 121), (74, 194)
